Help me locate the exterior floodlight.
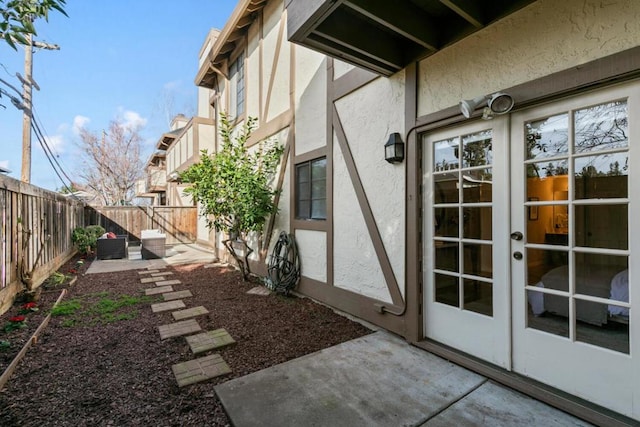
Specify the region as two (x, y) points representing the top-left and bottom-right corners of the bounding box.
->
(459, 96), (487, 119)
(487, 92), (515, 114)
(460, 92), (515, 119)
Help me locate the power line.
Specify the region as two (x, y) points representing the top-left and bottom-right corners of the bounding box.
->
(31, 114), (76, 193)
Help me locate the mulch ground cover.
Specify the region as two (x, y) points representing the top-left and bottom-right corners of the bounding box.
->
(0, 256), (372, 426)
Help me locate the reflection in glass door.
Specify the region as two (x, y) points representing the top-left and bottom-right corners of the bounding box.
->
(523, 100), (629, 352)
(424, 118), (510, 368)
(511, 82), (639, 419)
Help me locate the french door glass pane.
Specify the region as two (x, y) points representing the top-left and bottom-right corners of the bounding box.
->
(435, 273), (458, 307)
(523, 97), (631, 352)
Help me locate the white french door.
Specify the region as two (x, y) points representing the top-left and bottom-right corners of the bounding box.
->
(511, 82), (639, 419)
(424, 81), (640, 420)
(423, 118), (511, 369)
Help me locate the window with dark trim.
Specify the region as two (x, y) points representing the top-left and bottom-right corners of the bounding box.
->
(296, 157), (326, 220)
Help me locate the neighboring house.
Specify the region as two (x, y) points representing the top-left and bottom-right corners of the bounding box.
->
(139, 30), (220, 245)
(136, 151), (167, 206)
(192, 0), (640, 423)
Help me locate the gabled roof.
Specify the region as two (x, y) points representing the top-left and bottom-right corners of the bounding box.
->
(156, 128), (184, 151)
(195, 0), (268, 88)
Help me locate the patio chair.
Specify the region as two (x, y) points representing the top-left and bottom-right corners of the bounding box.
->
(96, 236), (128, 260)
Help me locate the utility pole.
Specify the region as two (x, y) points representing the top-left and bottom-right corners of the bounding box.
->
(19, 35), (60, 183)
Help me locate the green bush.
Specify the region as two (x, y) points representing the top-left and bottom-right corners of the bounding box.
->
(71, 225), (105, 254)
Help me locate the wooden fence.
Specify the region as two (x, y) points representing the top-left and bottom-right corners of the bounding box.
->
(0, 176), (85, 314)
(84, 206), (198, 245)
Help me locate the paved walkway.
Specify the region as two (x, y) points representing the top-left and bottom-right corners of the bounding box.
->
(136, 265), (236, 388)
(99, 258), (603, 425)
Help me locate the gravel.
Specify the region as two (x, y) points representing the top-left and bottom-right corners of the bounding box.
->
(0, 256), (372, 426)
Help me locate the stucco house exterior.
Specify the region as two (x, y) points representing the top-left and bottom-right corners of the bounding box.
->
(185, 0), (640, 424)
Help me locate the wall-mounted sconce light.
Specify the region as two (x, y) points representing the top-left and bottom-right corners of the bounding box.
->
(459, 92), (515, 120)
(384, 132), (405, 163)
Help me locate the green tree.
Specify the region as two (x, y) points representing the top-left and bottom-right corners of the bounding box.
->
(1, 0), (67, 49)
(181, 113), (283, 279)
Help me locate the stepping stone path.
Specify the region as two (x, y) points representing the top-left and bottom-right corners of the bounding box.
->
(141, 276), (164, 284)
(151, 300), (186, 313)
(172, 354), (231, 387)
(158, 318), (202, 340)
(172, 306), (209, 321)
(145, 285), (173, 296)
(156, 279), (181, 286)
(247, 286), (271, 296)
(163, 290), (192, 301)
(141, 267), (235, 387)
(186, 329), (236, 355)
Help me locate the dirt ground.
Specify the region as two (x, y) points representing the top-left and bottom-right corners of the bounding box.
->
(0, 256), (372, 426)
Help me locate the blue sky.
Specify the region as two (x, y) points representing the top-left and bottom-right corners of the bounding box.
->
(0, 0), (238, 190)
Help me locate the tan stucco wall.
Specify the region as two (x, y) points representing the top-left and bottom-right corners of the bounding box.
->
(418, 0), (640, 116)
(332, 71), (406, 302)
(296, 229), (327, 282)
(294, 48), (327, 155)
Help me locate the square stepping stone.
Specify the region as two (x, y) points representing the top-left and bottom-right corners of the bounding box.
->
(172, 354), (231, 387)
(163, 290), (193, 301)
(145, 285), (173, 296)
(156, 279), (181, 286)
(138, 269), (160, 275)
(152, 272), (173, 276)
(186, 329), (236, 354)
(141, 276), (164, 284)
(158, 318), (201, 340)
(172, 306), (209, 321)
(247, 286), (271, 296)
(151, 300), (186, 313)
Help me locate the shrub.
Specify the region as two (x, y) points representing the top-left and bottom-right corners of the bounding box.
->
(71, 225), (105, 254)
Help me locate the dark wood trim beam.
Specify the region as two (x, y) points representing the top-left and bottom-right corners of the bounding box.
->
(286, 0), (342, 41)
(292, 219), (327, 232)
(326, 57), (335, 288)
(297, 277), (405, 335)
(305, 35), (399, 76)
(440, 0), (483, 28)
(293, 146), (327, 163)
(332, 105), (404, 307)
(315, 11), (404, 70)
(247, 111), (293, 147)
(332, 67), (379, 101)
(344, 0), (439, 50)
(404, 61), (421, 342)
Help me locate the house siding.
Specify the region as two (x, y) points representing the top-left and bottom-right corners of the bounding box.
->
(417, 0), (640, 116)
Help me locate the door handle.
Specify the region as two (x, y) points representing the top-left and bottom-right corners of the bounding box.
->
(510, 231), (523, 241)
(513, 251), (523, 260)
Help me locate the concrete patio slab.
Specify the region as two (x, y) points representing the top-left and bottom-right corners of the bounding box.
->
(186, 328), (235, 354)
(421, 381), (591, 426)
(151, 300), (186, 313)
(158, 318), (201, 340)
(156, 279), (181, 286)
(215, 331), (589, 427)
(172, 306), (209, 321)
(172, 354), (231, 387)
(144, 285), (173, 296)
(163, 290), (193, 301)
(85, 243), (218, 274)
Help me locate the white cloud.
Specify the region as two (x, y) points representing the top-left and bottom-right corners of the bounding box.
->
(45, 134), (65, 154)
(72, 115), (90, 134)
(0, 160), (9, 169)
(121, 110), (148, 131)
(163, 80), (181, 91)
